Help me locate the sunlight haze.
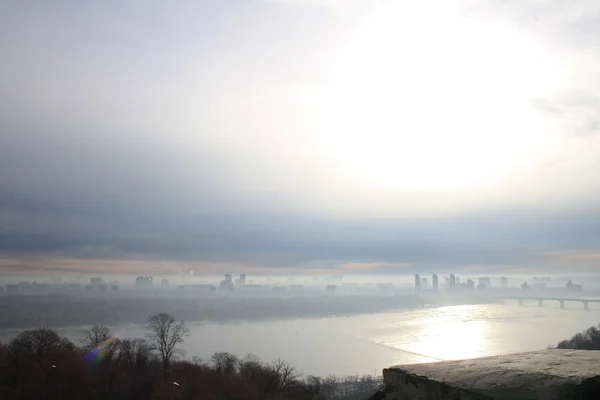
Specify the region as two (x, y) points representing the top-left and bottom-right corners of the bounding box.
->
(1, 0), (600, 274)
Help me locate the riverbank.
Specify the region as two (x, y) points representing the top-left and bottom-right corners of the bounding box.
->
(0, 293), (494, 329)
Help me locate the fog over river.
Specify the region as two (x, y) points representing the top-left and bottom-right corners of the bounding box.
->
(2, 303), (599, 377)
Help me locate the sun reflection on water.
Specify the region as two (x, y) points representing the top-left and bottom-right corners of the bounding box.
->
(377, 305), (492, 361)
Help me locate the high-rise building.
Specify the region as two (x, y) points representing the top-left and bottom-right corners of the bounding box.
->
(136, 276), (153, 288)
(501, 277), (508, 288)
(219, 278), (234, 292)
(415, 274), (421, 292)
(90, 277), (103, 287)
(234, 274), (247, 286)
(478, 277), (491, 288)
(189, 284), (216, 293)
(432, 274), (439, 291)
(449, 274), (456, 287)
(466, 279), (475, 290)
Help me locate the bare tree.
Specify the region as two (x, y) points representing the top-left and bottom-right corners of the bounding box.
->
(80, 323), (112, 350)
(145, 313), (189, 384)
(79, 323), (122, 396)
(304, 376), (326, 400)
(238, 353), (263, 382)
(118, 338), (155, 399)
(9, 328), (73, 393)
(269, 358), (300, 392)
(557, 324), (600, 350)
(211, 351), (239, 378)
(120, 338), (154, 373)
(320, 375), (339, 400)
(258, 358), (300, 399)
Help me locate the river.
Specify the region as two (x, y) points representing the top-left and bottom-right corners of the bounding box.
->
(2, 302), (599, 377)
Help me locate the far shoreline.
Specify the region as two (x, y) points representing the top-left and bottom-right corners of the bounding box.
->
(0, 292), (498, 333)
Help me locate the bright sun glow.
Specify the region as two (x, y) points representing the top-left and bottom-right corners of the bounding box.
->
(316, 1), (565, 192)
(380, 305), (490, 361)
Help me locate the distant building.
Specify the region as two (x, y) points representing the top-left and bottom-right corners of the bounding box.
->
(449, 274), (456, 288)
(326, 285), (336, 295)
(432, 274), (439, 291)
(241, 284), (263, 291)
(455, 277), (461, 285)
(160, 279), (170, 288)
(465, 279), (475, 290)
(135, 276), (153, 288)
(90, 277), (103, 287)
(188, 284), (216, 293)
(521, 282), (532, 291)
(415, 274), (421, 292)
(6, 284), (19, 294)
(565, 281), (583, 292)
(234, 274), (246, 287)
(18, 282), (30, 291)
(31, 282), (48, 292)
(479, 277), (491, 288)
(421, 278), (428, 289)
(501, 277), (508, 288)
(220, 275), (234, 292)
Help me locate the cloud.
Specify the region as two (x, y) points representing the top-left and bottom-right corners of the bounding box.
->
(0, 256), (408, 277)
(1, 0), (600, 275)
(261, 0), (359, 9)
(463, 0), (600, 48)
(534, 91), (600, 137)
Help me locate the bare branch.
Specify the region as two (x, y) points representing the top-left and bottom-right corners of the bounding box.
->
(145, 312), (189, 384)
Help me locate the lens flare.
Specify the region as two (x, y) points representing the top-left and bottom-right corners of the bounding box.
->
(85, 336), (118, 365)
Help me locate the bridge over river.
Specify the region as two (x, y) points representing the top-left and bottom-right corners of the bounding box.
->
(495, 296), (600, 310)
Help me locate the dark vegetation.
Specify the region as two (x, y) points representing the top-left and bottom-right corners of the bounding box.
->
(0, 313), (381, 400)
(0, 293), (490, 329)
(0, 294), (417, 329)
(557, 323), (600, 350)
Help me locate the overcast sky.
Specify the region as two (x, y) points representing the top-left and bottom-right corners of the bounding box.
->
(1, 0), (600, 276)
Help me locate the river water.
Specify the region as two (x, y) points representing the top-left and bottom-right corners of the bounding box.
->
(3, 302), (600, 377)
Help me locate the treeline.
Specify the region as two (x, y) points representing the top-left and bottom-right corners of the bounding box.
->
(556, 323), (600, 350)
(0, 312), (381, 400)
(0, 294), (424, 329)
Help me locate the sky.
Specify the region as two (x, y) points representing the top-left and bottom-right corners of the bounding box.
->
(1, 0), (600, 277)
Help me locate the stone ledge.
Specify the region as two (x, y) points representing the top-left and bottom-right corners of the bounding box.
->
(382, 349), (600, 399)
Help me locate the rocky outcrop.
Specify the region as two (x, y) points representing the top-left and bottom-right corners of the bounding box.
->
(379, 349), (600, 400)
